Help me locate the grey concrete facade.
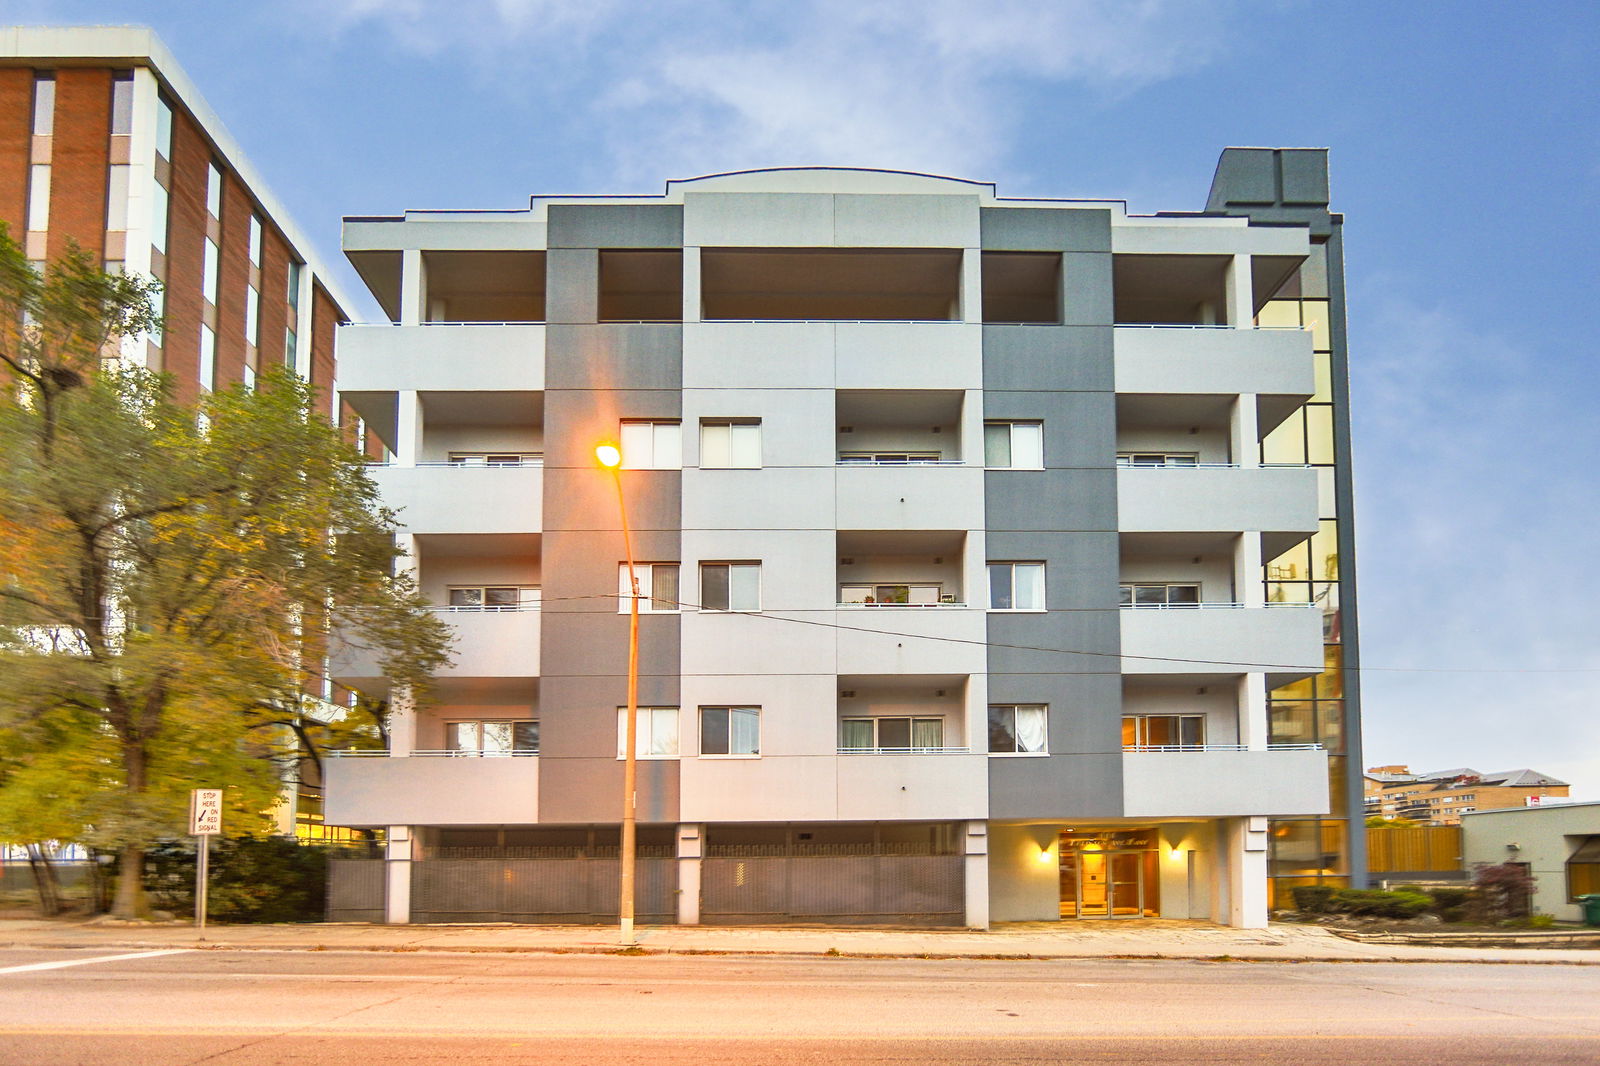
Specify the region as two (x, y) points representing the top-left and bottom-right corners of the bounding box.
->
(329, 160), (1346, 929)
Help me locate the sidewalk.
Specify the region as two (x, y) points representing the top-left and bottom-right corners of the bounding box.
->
(2, 917), (1596, 964)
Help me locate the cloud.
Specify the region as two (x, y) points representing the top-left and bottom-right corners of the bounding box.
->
(1351, 287), (1600, 793)
(287, 0), (1231, 183)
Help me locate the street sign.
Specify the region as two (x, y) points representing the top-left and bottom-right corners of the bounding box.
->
(189, 789), (223, 836)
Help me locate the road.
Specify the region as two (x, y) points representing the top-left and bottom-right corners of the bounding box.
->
(1, 947), (1596, 1064)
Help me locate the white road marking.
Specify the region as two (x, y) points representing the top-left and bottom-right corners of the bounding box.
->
(0, 949), (191, 975)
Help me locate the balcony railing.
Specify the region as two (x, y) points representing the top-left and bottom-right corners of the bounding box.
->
(1122, 743), (1324, 753)
(837, 746), (972, 755)
(1118, 601), (1316, 610)
(1112, 324), (1307, 331)
(365, 457), (544, 468)
(835, 458), (965, 467)
(836, 601), (967, 608)
(328, 748), (539, 758)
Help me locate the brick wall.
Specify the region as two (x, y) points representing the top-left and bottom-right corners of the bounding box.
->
(163, 104), (211, 406)
(0, 70), (30, 234)
(45, 68), (111, 261)
(216, 171), (252, 386)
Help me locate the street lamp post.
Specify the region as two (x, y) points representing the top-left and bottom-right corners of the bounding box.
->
(595, 442), (640, 946)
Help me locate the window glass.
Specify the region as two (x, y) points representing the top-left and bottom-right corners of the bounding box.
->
(26, 165), (50, 230)
(287, 261), (302, 309)
(1306, 404), (1336, 466)
(248, 215), (263, 267)
(840, 719), (874, 750)
(619, 707), (679, 757)
(1254, 299), (1300, 329)
(150, 180), (169, 254)
(983, 422), (1011, 467)
(620, 420), (681, 469)
(989, 563), (1044, 610)
(206, 163), (222, 218)
(198, 325), (216, 392)
(202, 239), (219, 305)
(284, 327), (297, 368)
(513, 721), (539, 752)
(446, 722), (479, 752)
(245, 286), (259, 346)
(985, 421), (1042, 469)
(154, 96), (172, 160)
(989, 705), (1046, 753)
(481, 721), (513, 753)
(701, 421), (761, 468)
(1261, 408), (1306, 465)
(243, 363), (255, 392)
(619, 563), (680, 613)
(105, 165), (131, 231)
(878, 718), (911, 749)
(912, 718), (944, 749)
(700, 562), (760, 611)
(987, 564), (1013, 610)
(111, 75), (134, 136)
(701, 707), (759, 755)
(31, 75), (55, 135)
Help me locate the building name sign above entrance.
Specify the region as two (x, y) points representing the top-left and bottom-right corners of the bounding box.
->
(1060, 831), (1155, 851)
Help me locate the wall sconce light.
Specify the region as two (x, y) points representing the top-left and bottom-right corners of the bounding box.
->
(1037, 847), (1055, 865)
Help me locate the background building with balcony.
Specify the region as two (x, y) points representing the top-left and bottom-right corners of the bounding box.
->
(325, 151), (1359, 928)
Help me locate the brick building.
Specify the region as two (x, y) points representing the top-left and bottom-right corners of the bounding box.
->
(1365, 765), (1571, 826)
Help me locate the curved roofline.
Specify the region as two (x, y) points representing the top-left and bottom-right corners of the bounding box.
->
(665, 166), (997, 192)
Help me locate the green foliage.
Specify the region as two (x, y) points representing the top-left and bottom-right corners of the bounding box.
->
(139, 836), (334, 922)
(1290, 884), (1337, 913)
(0, 228), (451, 916)
(1470, 862), (1535, 922)
(1426, 886), (1472, 923)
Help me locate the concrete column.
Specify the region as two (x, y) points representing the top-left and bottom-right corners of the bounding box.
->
(388, 684), (417, 757)
(1233, 530), (1263, 607)
(681, 246), (701, 323)
(960, 248), (982, 323)
(1225, 816), (1270, 928)
(676, 823), (703, 925)
(1229, 394), (1259, 468)
(1225, 253), (1253, 327)
(395, 391), (421, 467)
(400, 248), (425, 326)
(384, 826), (413, 924)
(964, 820), (990, 929)
(1237, 673), (1268, 751)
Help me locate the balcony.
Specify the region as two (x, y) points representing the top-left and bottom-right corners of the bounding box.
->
(1113, 324), (1313, 398)
(337, 323), (546, 393)
(834, 463), (983, 530)
(1117, 465), (1318, 543)
(1119, 603), (1322, 678)
(324, 751), (539, 827)
(677, 753), (987, 823)
(368, 463), (541, 534)
(1121, 745), (1330, 818)
(330, 606), (541, 686)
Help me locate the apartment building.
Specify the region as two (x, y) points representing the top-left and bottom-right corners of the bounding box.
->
(1366, 766), (1571, 826)
(324, 151), (1360, 928)
(0, 26), (352, 408)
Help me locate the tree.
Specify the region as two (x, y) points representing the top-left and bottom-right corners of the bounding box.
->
(0, 230), (451, 917)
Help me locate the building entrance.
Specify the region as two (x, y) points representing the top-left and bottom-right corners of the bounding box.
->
(1059, 830), (1160, 918)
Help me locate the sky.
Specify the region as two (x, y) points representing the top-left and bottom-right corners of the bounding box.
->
(9, 0), (1600, 798)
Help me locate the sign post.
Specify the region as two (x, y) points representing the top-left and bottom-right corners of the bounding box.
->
(189, 789), (223, 937)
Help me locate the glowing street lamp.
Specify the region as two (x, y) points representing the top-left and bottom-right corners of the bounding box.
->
(596, 441), (640, 946)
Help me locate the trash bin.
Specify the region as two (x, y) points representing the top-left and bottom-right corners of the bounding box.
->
(1579, 895), (1600, 928)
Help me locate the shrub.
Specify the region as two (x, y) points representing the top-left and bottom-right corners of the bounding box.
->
(1426, 886), (1472, 923)
(132, 836), (333, 922)
(1469, 863), (1535, 922)
(1291, 885), (1338, 913)
(1328, 888), (1432, 918)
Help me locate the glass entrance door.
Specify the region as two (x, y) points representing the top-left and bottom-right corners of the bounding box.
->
(1059, 833), (1161, 919)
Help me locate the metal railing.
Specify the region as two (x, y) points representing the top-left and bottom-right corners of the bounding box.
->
(327, 748), (540, 758)
(1119, 601), (1316, 610)
(835, 458), (965, 467)
(836, 601), (967, 608)
(364, 458), (544, 468)
(1112, 323), (1307, 331)
(837, 746), (972, 755)
(1122, 743), (1324, 753)
(426, 603), (541, 613)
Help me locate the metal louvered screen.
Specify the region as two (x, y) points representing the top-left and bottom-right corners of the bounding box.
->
(701, 854), (963, 926)
(409, 857), (678, 924)
(326, 859), (386, 923)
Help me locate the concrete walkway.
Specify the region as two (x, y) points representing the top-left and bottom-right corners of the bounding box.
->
(2, 917), (1596, 964)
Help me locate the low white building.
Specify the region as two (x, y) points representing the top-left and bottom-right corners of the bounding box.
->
(1461, 801), (1600, 924)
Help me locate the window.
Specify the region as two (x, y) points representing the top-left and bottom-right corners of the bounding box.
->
(198, 325), (216, 392)
(839, 583), (942, 606)
(840, 717), (945, 752)
(31, 74), (55, 136)
(1119, 583), (1201, 607)
(1568, 837), (1600, 902)
(700, 562), (760, 611)
(26, 165), (50, 231)
(446, 586), (540, 611)
(446, 720), (539, 756)
(248, 215), (263, 267)
(202, 238), (220, 305)
(243, 363), (256, 392)
(700, 707), (760, 755)
(1122, 715), (1206, 749)
(984, 421), (1043, 469)
(700, 420), (761, 468)
(618, 563), (679, 613)
(988, 562), (1045, 611)
(1117, 452), (1199, 467)
(245, 286), (260, 347)
(620, 420), (681, 469)
(287, 261), (302, 309)
(284, 327), (297, 367)
(838, 451), (942, 465)
(988, 705), (1047, 754)
(150, 181), (169, 255)
(110, 74), (134, 136)
(206, 162), (222, 219)
(618, 707), (679, 758)
(154, 96), (173, 160)
(105, 165), (131, 231)
(447, 451), (541, 466)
